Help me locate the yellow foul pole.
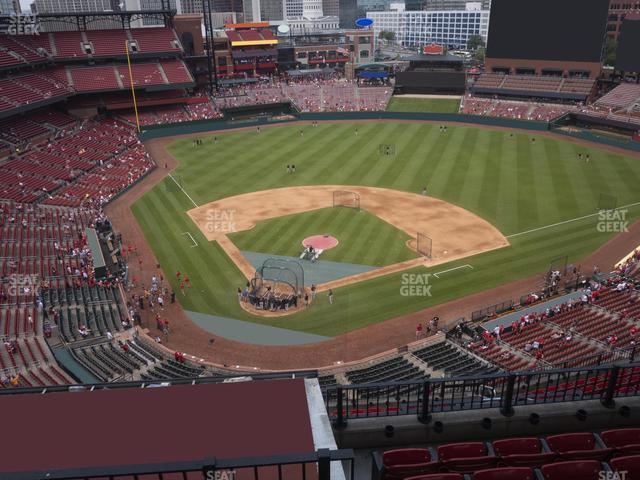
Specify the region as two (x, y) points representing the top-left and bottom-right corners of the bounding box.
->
(125, 40), (141, 133)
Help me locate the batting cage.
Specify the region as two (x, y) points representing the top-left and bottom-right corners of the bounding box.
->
(249, 258), (304, 311)
(333, 190), (361, 209)
(547, 254), (569, 276)
(416, 232), (433, 259)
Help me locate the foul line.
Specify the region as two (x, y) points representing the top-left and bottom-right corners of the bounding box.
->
(182, 232), (198, 247)
(506, 201), (640, 239)
(433, 264), (473, 278)
(168, 173), (198, 208)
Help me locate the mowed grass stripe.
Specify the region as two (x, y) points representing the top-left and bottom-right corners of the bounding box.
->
(476, 131), (503, 221)
(515, 135), (541, 231)
(133, 123), (640, 335)
(375, 124), (424, 188)
(393, 125), (441, 191)
(438, 127), (478, 205)
(541, 138), (579, 216)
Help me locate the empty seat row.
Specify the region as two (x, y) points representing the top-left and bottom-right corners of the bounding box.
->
(377, 429), (640, 479)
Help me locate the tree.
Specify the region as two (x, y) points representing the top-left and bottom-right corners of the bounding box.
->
(604, 37), (617, 67)
(473, 46), (486, 64)
(378, 30), (396, 43)
(467, 34), (485, 51)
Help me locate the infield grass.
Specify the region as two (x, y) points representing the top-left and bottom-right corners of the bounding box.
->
(228, 207), (418, 267)
(133, 122), (640, 336)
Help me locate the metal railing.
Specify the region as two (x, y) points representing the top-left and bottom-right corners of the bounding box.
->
(326, 362), (640, 426)
(4, 448), (354, 480)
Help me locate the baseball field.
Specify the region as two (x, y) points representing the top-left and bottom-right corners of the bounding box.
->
(132, 121), (640, 336)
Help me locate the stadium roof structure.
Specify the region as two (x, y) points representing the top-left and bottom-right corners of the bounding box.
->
(1, 378), (340, 479)
(226, 29), (278, 47)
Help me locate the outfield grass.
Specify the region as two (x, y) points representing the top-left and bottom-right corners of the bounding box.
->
(228, 207), (418, 267)
(133, 122), (640, 336)
(386, 96), (461, 113)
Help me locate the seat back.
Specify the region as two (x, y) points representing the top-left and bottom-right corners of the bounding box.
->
(473, 467), (535, 480)
(601, 428), (640, 448)
(610, 454), (640, 476)
(405, 474), (463, 480)
(541, 460), (601, 480)
(546, 432), (595, 452)
(493, 438), (541, 456)
(384, 449), (431, 467)
(438, 442), (486, 461)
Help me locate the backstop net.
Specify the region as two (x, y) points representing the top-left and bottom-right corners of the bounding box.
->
(416, 232), (433, 259)
(333, 190), (360, 209)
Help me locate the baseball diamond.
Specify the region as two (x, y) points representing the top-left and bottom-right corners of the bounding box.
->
(128, 121), (640, 340)
(4, 6), (640, 478)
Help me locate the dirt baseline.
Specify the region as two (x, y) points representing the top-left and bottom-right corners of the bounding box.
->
(187, 185), (509, 290)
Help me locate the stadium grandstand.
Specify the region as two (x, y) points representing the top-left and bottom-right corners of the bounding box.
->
(2, 0), (640, 479)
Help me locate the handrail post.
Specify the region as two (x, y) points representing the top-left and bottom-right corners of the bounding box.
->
(500, 374), (516, 417)
(318, 448), (330, 480)
(334, 386), (347, 429)
(418, 380), (431, 424)
(601, 365), (620, 408)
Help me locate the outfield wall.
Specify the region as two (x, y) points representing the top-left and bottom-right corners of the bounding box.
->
(137, 112), (640, 154)
(137, 112), (549, 141)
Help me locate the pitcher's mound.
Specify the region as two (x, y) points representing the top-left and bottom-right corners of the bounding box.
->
(302, 235), (339, 250)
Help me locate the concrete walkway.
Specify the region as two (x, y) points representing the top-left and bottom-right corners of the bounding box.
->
(484, 291), (584, 331)
(186, 310), (330, 345)
(242, 251), (378, 286)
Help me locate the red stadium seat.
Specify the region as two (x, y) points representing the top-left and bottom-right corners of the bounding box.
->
(546, 432), (613, 461)
(610, 454), (640, 479)
(405, 475), (463, 480)
(437, 442), (498, 473)
(601, 429), (640, 456)
(382, 448), (440, 480)
(540, 460), (602, 480)
(473, 467), (535, 480)
(492, 437), (556, 467)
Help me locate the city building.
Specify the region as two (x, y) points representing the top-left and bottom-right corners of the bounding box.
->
(0, 0), (20, 14)
(607, 0), (640, 40)
(422, 0), (490, 10)
(367, 2), (489, 49)
(32, 0), (116, 13)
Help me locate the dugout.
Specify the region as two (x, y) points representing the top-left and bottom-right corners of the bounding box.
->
(221, 101), (300, 122)
(394, 53), (466, 95)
